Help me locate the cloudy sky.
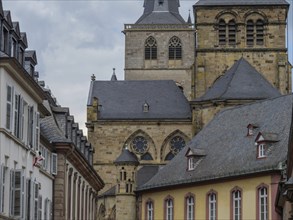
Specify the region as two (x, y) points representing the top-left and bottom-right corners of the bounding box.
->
(2, 0), (293, 133)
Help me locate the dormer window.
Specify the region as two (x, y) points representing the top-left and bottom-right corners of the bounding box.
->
(185, 148), (206, 171)
(158, 0), (164, 5)
(255, 132), (278, 159)
(143, 102), (149, 112)
(188, 157), (195, 171)
(258, 143), (266, 158)
(247, 124), (258, 136)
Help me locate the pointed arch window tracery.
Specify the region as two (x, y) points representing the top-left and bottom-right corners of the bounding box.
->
(169, 36), (182, 60)
(145, 36), (157, 60)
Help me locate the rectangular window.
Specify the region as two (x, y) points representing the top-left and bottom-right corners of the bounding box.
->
(19, 47), (24, 65)
(209, 193), (216, 220)
(11, 38), (17, 58)
(166, 199), (173, 220)
(10, 169), (25, 218)
(0, 164), (6, 213)
(51, 153), (58, 175)
(38, 195), (42, 220)
(258, 144), (265, 158)
(6, 85), (13, 130)
(188, 157), (195, 171)
(147, 201), (153, 220)
(34, 182), (39, 220)
(259, 187), (268, 220)
(35, 112), (40, 151)
(27, 106), (34, 148)
(186, 196), (194, 220)
(2, 27), (9, 53)
(233, 191), (241, 220)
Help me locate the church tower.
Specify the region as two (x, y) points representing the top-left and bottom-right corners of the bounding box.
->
(124, 0), (195, 99)
(193, 0), (291, 99)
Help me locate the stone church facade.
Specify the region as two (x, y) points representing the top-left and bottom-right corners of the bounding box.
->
(86, 0), (291, 219)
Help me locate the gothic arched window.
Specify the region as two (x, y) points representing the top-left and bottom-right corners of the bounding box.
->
(145, 36), (157, 60)
(168, 36), (182, 60)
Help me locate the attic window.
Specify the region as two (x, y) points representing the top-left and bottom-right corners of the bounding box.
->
(188, 157), (195, 171)
(247, 124), (258, 136)
(258, 143), (266, 158)
(143, 102), (149, 112)
(158, 0), (164, 5)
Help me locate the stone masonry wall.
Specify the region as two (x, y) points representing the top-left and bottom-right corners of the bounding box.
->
(124, 29), (195, 100)
(88, 121), (192, 193)
(194, 6), (291, 98)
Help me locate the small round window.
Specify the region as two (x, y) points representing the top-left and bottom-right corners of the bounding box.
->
(132, 136), (148, 154)
(170, 136), (185, 154)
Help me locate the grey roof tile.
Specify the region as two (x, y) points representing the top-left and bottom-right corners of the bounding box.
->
(136, 0), (186, 24)
(88, 80), (191, 120)
(114, 148), (139, 165)
(138, 95), (293, 191)
(40, 101), (70, 143)
(194, 58), (281, 102)
(137, 165), (160, 187)
(195, 0), (289, 6)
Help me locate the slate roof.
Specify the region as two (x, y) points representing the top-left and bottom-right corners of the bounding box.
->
(114, 148), (139, 165)
(40, 101), (71, 143)
(136, 0), (186, 24)
(138, 95), (293, 191)
(195, 0), (289, 6)
(194, 58), (281, 102)
(87, 80), (191, 120)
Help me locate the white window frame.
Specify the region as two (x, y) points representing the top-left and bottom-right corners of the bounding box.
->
(166, 199), (173, 220)
(9, 169), (25, 218)
(186, 196), (194, 220)
(51, 153), (58, 175)
(0, 164), (6, 213)
(233, 190), (241, 220)
(258, 144), (265, 158)
(6, 85), (14, 131)
(188, 157), (195, 171)
(147, 200), (153, 220)
(209, 193), (216, 220)
(259, 187), (268, 220)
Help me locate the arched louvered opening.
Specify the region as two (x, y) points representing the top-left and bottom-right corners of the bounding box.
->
(218, 19), (226, 45)
(256, 19), (264, 45)
(228, 19), (236, 45)
(145, 36), (157, 60)
(246, 20), (254, 46)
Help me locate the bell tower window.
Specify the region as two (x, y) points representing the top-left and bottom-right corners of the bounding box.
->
(145, 37), (157, 60)
(246, 19), (264, 46)
(256, 19), (264, 45)
(218, 19), (226, 45)
(228, 20), (236, 45)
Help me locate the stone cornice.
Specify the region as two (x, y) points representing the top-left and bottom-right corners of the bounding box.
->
(54, 143), (104, 191)
(124, 24), (194, 32)
(195, 48), (287, 53)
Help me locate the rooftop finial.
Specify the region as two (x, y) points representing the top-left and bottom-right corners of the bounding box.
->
(111, 68), (117, 81)
(187, 9), (192, 24)
(91, 74), (96, 81)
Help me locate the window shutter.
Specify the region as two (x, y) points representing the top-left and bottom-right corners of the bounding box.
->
(13, 170), (23, 218)
(19, 97), (24, 140)
(44, 198), (48, 219)
(6, 85), (14, 130)
(29, 179), (34, 219)
(35, 112), (40, 151)
(38, 195), (42, 220)
(34, 182), (39, 220)
(0, 165), (3, 213)
(10, 170), (15, 216)
(51, 153), (58, 175)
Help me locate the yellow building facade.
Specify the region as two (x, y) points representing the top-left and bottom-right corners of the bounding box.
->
(141, 174), (279, 220)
